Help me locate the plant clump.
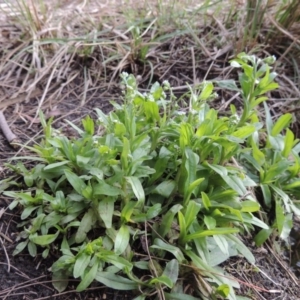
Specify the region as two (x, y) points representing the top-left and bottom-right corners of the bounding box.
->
(4, 53), (300, 300)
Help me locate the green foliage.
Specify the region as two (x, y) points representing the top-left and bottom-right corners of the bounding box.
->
(3, 53), (300, 299)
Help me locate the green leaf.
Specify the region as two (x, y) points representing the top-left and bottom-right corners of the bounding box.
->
(52, 271), (70, 292)
(263, 161), (289, 183)
(275, 201), (285, 236)
(76, 155), (91, 167)
(115, 225), (130, 255)
(42, 248), (50, 258)
(144, 101), (160, 122)
(65, 119), (84, 135)
(121, 201), (136, 223)
(103, 254), (133, 271)
(165, 293), (199, 300)
(183, 148), (199, 196)
(241, 200), (260, 212)
(95, 272), (138, 290)
(153, 180), (176, 198)
(98, 197), (115, 228)
(271, 185), (291, 212)
(75, 208), (96, 243)
(93, 180), (122, 196)
(216, 284), (230, 297)
(236, 296), (253, 300)
(95, 108), (109, 127)
(280, 213), (293, 240)
(201, 192), (211, 210)
(151, 239), (185, 263)
(82, 115), (95, 135)
(204, 216), (216, 229)
(213, 235), (229, 256)
(185, 250), (224, 286)
(222, 175), (246, 196)
(64, 170), (87, 194)
(284, 180), (300, 190)
(28, 241), (37, 257)
(282, 128), (294, 158)
(184, 228), (239, 242)
(162, 259), (179, 285)
(271, 114), (292, 136)
(21, 206), (40, 220)
(206, 163), (227, 177)
(257, 64), (271, 89)
(125, 176), (145, 205)
(149, 275), (174, 288)
(76, 260), (99, 291)
(251, 96), (268, 108)
(226, 234), (255, 263)
(146, 204), (162, 220)
(29, 231), (59, 246)
(13, 240), (29, 256)
(215, 79), (240, 92)
(254, 228), (272, 246)
(121, 137), (130, 170)
(184, 200), (201, 230)
(73, 252), (91, 279)
(178, 211), (187, 243)
(31, 213), (46, 233)
(44, 161), (69, 170)
(180, 123), (193, 150)
(251, 138), (265, 166)
(158, 204), (182, 238)
(150, 146), (172, 183)
(199, 81), (214, 101)
(261, 184), (272, 208)
(185, 178), (205, 204)
(258, 82), (279, 95)
(232, 125), (256, 139)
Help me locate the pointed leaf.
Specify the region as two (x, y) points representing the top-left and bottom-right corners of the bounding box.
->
(75, 208), (96, 243)
(158, 204), (182, 238)
(98, 197), (115, 228)
(52, 271), (69, 292)
(73, 252), (91, 279)
(125, 176), (145, 205)
(162, 259), (179, 285)
(271, 114), (292, 136)
(93, 180), (122, 196)
(151, 238), (185, 263)
(76, 260), (99, 291)
(95, 272), (138, 290)
(64, 170), (86, 194)
(185, 228), (239, 242)
(115, 225), (130, 255)
(29, 231), (59, 246)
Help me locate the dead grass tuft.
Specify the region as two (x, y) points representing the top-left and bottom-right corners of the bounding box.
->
(0, 0), (298, 150)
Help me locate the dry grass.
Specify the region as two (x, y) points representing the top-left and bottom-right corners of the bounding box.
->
(0, 1), (300, 299)
(0, 0), (298, 143)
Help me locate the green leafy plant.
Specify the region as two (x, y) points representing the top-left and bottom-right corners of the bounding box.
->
(4, 53), (300, 299)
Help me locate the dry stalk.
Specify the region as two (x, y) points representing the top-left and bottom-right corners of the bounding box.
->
(0, 110), (17, 146)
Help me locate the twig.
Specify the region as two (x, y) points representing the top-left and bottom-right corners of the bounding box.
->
(0, 232), (13, 244)
(0, 236), (10, 272)
(0, 110), (17, 146)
